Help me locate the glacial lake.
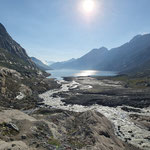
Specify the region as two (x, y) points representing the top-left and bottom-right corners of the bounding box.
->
(47, 69), (117, 80)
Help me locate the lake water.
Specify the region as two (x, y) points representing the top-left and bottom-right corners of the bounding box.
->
(47, 69), (117, 80)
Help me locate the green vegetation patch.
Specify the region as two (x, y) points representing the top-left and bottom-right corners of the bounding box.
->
(112, 75), (150, 89)
(48, 137), (61, 147)
(68, 138), (86, 149)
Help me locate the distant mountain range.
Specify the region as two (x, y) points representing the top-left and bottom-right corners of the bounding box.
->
(50, 48), (108, 70)
(50, 34), (150, 74)
(50, 58), (76, 69)
(31, 57), (52, 70)
(45, 60), (55, 66)
(1, 22), (150, 76)
(95, 34), (150, 73)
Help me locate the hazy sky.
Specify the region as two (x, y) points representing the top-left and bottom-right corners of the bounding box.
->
(0, 0), (150, 61)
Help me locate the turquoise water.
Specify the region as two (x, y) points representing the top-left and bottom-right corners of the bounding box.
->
(47, 69), (117, 80)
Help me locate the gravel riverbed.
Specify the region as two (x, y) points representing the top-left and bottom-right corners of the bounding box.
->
(39, 77), (150, 150)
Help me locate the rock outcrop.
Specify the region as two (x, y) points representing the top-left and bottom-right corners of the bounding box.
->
(0, 140), (30, 150)
(0, 67), (60, 110)
(0, 107), (140, 150)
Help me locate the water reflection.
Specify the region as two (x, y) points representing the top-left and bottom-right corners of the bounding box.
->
(47, 69), (117, 80)
(74, 70), (99, 76)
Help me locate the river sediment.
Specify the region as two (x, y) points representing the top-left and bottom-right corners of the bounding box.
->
(39, 77), (150, 150)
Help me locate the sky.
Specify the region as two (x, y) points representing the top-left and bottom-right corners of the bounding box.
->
(0, 0), (150, 62)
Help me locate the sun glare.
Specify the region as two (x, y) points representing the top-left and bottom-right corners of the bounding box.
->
(82, 0), (95, 14)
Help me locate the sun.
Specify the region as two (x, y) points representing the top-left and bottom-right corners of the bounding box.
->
(82, 0), (95, 14)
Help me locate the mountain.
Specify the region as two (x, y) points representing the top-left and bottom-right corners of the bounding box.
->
(51, 34), (150, 75)
(0, 23), (57, 109)
(50, 47), (108, 69)
(31, 57), (52, 70)
(45, 60), (55, 66)
(121, 46), (150, 76)
(0, 23), (40, 76)
(50, 58), (76, 69)
(95, 34), (150, 73)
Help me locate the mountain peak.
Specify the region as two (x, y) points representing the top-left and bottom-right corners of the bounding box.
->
(99, 47), (108, 51)
(0, 23), (8, 36)
(130, 34), (143, 43)
(129, 34), (150, 44)
(90, 47), (108, 53)
(0, 23), (6, 30)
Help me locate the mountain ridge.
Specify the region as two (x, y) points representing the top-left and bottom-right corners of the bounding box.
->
(50, 34), (150, 75)
(31, 57), (52, 70)
(0, 23), (41, 76)
(50, 47), (108, 69)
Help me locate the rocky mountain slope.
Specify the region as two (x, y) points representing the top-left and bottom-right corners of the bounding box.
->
(96, 34), (150, 73)
(31, 57), (52, 71)
(0, 23), (41, 76)
(0, 23), (59, 110)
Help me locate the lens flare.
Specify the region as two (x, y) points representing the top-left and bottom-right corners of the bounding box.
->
(82, 0), (95, 14)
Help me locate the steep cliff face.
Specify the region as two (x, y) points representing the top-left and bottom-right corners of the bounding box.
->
(0, 23), (55, 109)
(0, 23), (39, 75)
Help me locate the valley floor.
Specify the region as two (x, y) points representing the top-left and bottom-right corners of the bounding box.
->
(0, 75), (150, 150)
(39, 76), (150, 150)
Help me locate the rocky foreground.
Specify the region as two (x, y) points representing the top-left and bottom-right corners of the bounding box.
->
(0, 67), (60, 110)
(0, 68), (150, 150)
(0, 107), (139, 150)
(39, 76), (150, 150)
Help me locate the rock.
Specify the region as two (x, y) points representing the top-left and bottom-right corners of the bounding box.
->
(15, 92), (25, 100)
(5, 123), (19, 132)
(21, 134), (27, 140)
(12, 144), (16, 147)
(19, 84), (32, 96)
(144, 136), (150, 140)
(0, 109), (36, 123)
(0, 140), (30, 150)
(1, 87), (6, 94)
(121, 106), (141, 113)
(33, 109), (140, 150)
(0, 107), (141, 150)
(99, 131), (110, 138)
(128, 130), (133, 133)
(0, 67), (21, 79)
